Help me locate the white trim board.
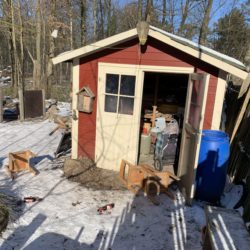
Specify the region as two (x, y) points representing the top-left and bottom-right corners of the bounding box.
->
(98, 62), (195, 73)
(71, 58), (79, 159)
(52, 29), (137, 64)
(211, 70), (227, 130)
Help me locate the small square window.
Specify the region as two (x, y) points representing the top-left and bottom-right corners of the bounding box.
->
(120, 75), (135, 96)
(106, 74), (119, 94)
(118, 97), (134, 115)
(105, 95), (117, 113)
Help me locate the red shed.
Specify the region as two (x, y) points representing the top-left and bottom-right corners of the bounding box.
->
(53, 24), (248, 202)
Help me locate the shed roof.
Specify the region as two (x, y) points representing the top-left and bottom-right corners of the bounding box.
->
(52, 25), (248, 80)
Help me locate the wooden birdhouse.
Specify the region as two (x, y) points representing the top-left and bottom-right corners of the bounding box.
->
(77, 86), (95, 113)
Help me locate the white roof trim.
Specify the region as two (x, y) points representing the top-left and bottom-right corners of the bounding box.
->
(52, 29), (138, 64)
(52, 26), (248, 80)
(148, 29), (248, 80)
(150, 26), (245, 70)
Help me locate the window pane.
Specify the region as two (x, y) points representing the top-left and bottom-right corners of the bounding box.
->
(118, 97), (134, 115)
(105, 95), (117, 113)
(106, 74), (119, 94)
(120, 75), (135, 96)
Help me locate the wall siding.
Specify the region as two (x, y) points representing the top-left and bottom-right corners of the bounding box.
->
(78, 37), (219, 159)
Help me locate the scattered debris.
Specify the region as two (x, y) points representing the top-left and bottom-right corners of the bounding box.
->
(49, 116), (71, 136)
(1, 97), (19, 121)
(119, 159), (179, 202)
(97, 203), (115, 215)
(54, 131), (71, 158)
(72, 201), (81, 206)
(6, 150), (38, 179)
(23, 196), (43, 203)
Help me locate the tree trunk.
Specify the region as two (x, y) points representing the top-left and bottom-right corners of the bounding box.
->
(99, 0), (104, 39)
(145, 0), (153, 22)
(35, 0), (42, 89)
(162, 0), (166, 27)
(3, 0), (15, 92)
(178, 0), (190, 35)
(80, 0), (87, 45)
(17, 0), (24, 120)
(138, 0), (142, 22)
(199, 0), (213, 45)
(106, 0), (112, 37)
(9, 0), (18, 96)
(93, 0), (97, 42)
(46, 0), (56, 98)
(169, 0), (175, 33)
(69, 0), (74, 48)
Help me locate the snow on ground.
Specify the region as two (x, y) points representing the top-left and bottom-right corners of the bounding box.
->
(0, 119), (206, 250)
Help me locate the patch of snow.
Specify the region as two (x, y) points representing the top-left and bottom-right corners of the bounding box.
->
(57, 102), (71, 117)
(220, 184), (243, 209)
(0, 119), (206, 250)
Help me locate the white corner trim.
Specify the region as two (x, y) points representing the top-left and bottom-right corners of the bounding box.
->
(211, 70), (227, 130)
(72, 58), (79, 159)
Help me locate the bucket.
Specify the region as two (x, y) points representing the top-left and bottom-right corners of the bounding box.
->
(140, 134), (151, 155)
(195, 130), (230, 203)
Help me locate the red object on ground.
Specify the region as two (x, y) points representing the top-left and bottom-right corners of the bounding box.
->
(97, 203), (115, 214)
(23, 196), (43, 203)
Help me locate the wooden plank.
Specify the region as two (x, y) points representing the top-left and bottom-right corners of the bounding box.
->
(230, 86), (250, 144)
(238, 73), (250, 98)
(204, 206), (250, 250)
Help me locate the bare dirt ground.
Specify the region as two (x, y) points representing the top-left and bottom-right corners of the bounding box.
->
(63, 157), (126, 191)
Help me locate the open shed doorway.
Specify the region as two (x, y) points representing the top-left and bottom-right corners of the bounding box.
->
(138, 72), (189, 175)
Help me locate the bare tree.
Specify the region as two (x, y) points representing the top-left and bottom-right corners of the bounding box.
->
(138, 0), (143, 22)
(199, 0), (213, 45)
(178, 0), (191, 34)
(80, 0), (87, 45)
(162, 0), (167, 26)
(34, 0), (42, 89)
(93, 0), (97, 41)
(145, 0), (153, 22)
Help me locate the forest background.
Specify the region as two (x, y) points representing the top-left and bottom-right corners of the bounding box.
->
(0, 0), (249, 100)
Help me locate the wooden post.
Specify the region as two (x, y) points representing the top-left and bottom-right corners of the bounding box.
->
(0, 88), (3, 122)
(151, 105), (157, 127)
(154, 74), (159, 106)
(42, 89), (45, 117)
(18, 88), (24, 121)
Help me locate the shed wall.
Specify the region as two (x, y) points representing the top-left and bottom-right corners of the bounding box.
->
(78, 37), (219, 159)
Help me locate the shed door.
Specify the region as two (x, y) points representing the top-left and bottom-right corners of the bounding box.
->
(178, 73), (209, 204)
(95, 64), (142, 171)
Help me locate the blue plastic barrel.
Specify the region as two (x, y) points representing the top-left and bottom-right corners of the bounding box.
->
(195, 130), (230, 203)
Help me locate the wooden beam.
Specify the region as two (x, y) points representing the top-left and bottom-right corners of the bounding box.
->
(230, 86), (250, 144)
(0, 88), (3, 123)
(238, 73), (250, 98)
